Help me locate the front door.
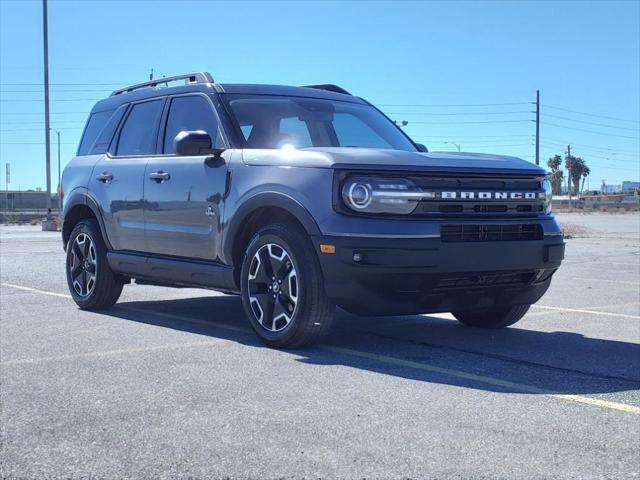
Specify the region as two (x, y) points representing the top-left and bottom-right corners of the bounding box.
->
(90, 98), (165, 252)
(143, 94), (228, 261)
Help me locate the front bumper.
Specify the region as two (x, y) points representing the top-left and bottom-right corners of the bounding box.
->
(311, 232), (564, 316)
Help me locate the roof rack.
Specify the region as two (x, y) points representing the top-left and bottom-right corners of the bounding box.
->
(302, 84), (351, 95)
(110, 72), (214, 96)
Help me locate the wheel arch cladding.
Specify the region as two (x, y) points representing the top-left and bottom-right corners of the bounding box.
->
(226, 193), (321, 288)
(62, 194), (111, 250)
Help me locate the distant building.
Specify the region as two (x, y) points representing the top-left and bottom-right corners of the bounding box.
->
(622, 181), (640, 192)
(0, 190), (58, 210)
(602, 184), (622, 194)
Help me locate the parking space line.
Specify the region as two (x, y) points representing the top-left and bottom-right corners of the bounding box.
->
(567, 277), (640, 287)
(532, 304), (640, 319)
(2, 282), (639, 415)
(124, 307), (640, 415)
(0, 340), (224, 366)
(1, 283), (72, 299)
(321, 346), (640, 415)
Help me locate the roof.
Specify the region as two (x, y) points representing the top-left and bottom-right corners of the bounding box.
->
(91, 80), (365, 114)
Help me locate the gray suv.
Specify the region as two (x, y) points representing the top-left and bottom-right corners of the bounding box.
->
(62, 72), (565, 348)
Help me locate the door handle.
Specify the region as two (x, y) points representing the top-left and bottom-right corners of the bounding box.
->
(149, 171), (170, 183)
(95, 172), (113, 183)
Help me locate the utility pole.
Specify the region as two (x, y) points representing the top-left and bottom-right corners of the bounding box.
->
(42, 0), (52, 212)
(567, 144), (572, 208)
(56, 130), (61, 212)
(535, 90), (540, 165)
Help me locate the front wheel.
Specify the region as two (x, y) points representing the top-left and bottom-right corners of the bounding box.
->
(453, 304), (531, 329)
(240, 223), (334, 348)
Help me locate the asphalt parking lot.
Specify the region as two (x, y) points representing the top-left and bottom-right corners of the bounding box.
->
(1, 212), (639, 479)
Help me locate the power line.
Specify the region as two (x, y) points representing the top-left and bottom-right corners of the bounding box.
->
(408, 120), (532, 125)
(540, 142), (638, 164)
(413, 134), (533, 139)
(0, 82), (131, 86)
(543, 104), (640, 124)
(431, 143), (534, 148)
(0, 127), (84, 132)
(377, 102), (532, 107)
(0, 89), (113, 93)
(541, 122), (640, 140)
(0, 120), (85, 125)
(0, 111), (87, 115)
(543, 113), (640, 132)
(0, 142), (76, 145)
(0, 98), (101, 103)
(543, 138), (638, 156)
(383, 111), (531, 116)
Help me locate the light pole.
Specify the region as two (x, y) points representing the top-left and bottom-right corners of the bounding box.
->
(42, 0), (52, 212)
(445, 141), (461, 152)
(55, 130), (61, 212)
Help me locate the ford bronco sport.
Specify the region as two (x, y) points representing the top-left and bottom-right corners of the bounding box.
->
(62, 72), (565, 348)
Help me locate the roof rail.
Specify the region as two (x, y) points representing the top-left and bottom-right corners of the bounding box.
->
(302, 84), (351, 95)
(110, 72), (214, 96)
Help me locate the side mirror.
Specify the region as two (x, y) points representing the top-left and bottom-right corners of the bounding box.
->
(174, 130), (213, 156)
(415, 143), (428, 153)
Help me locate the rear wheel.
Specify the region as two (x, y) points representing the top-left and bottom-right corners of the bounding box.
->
(240, 223), (334, 348)
(453, 304), (531, 329)
(66, 218), (123, 310)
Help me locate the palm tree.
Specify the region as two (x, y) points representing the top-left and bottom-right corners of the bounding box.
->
(565, 155), (586, 196)
(547, 155), (563, 195)
(581, 165), (591, 194)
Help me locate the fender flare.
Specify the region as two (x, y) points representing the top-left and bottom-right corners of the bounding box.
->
(62, 189), (113, 250)
(222, 191), (321, 264)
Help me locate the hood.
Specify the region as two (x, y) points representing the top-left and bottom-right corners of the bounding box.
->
(242, 147), (546, 176)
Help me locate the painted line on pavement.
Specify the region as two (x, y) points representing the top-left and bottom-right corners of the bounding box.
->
(532, 304), (640, 320)
(2, 282), (639, 415)
(321, 346), (640, 415)
(1, 283), (72, 299)
(1, 340), (224, 366)
(568, 277), (640, 287)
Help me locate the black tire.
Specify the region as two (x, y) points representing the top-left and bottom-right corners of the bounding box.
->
(453, 304), (531, 329)
(66, 218), (123, 310)
(240, 222), (335, 348)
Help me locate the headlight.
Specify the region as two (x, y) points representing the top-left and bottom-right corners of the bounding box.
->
(542, 179), (552, 214)
(341, 177), (421, 214)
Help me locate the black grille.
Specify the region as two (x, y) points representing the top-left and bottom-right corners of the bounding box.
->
(434, 271), (537, 289)
(440, 224), (543, 242)
(409, 174), (545, 218)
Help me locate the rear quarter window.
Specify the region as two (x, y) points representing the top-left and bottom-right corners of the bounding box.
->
(89, 104), (127, 155)
(77, 109), (116, 156)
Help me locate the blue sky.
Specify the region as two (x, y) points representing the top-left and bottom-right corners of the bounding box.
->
(1, 0), (638, 190)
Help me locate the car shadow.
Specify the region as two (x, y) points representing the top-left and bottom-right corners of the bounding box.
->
(99, 295), (640, 396)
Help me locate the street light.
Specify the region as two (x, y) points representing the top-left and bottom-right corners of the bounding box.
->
(445, 141), (461, 152)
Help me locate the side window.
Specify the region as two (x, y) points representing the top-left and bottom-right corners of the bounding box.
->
(116, 100), (163, 156)
(163, 96), (220, 154)
(89, 104), (127, 155)
(332, 112), (393, 149)
(77, 109), (115, 155)
(278, 116), (312, 148)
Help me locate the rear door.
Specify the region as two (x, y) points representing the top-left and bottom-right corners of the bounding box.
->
(89, 98), (164, 252)
(143, 93), (228, 260)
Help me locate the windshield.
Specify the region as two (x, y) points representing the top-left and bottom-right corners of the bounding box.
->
(223, 94), (417, 152)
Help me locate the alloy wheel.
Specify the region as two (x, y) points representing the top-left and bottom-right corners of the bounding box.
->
(247, 243), (299, 332)
(69, 233), (97, 297)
